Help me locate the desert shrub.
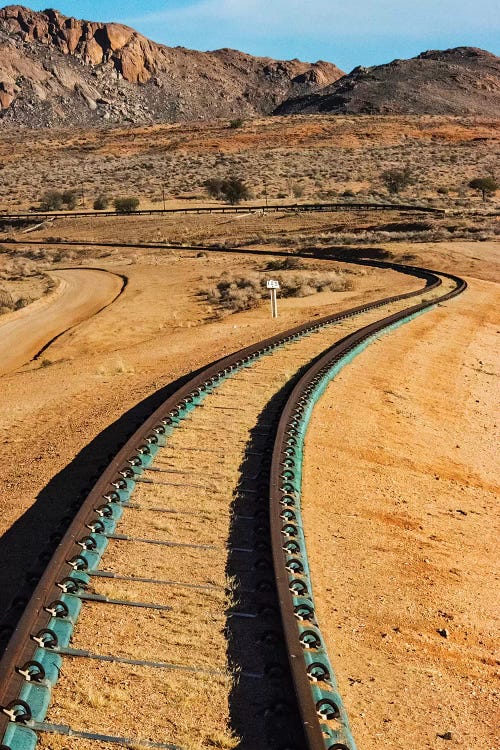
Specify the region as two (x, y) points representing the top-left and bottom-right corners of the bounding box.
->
(114, 196), (140, 213)
(203, 269), (349, 313)
(0, 286), (14, 311)
(14, 296), (32, 309)
(381, 167), (413, 194)
(229, 118), (244, 129)
(39, 190), (64, 211)
(265, 256), (304, 271)
(203, 177), (249, 204)
(278, 271), (349, 297)
(292, 184), (305, 198)
(93, 194), (110, 210)
(205, 274), (261, 312)
(39, 190), (78, 211)
(61, 190), (78, 209)
(469, 176), (498, 201)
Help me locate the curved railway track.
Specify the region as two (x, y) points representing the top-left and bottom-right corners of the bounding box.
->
(0, 260), (466, 750)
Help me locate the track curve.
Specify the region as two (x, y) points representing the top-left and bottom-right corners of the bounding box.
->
(0, 261), (466, 750)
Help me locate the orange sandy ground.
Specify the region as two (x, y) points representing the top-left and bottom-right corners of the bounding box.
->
(303, 274), (499, 749)
(0, 239), (497, 748)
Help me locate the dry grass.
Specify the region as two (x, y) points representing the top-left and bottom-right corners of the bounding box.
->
(203, 267), (351, 313)
(0, 115), (498, 213)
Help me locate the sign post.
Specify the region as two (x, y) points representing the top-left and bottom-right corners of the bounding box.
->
(266, 279), (280, 318)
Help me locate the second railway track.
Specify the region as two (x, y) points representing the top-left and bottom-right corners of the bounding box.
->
(0, 262), (466, 750)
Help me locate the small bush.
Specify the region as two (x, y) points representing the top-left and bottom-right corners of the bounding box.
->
(229, 118), (244, 129)
(39, 190), (78, 211)
(114, 197), (140, 213)
(14, 296), (32, 309)
(93, 194), (110, 210)
(265, 256), (304, 271)
(0, 286), (15, 311)
(203, 177), (249, 205)
(61, 190), (78, 209)
(39, 191), (64, 211)
(381, 167), (413, 194)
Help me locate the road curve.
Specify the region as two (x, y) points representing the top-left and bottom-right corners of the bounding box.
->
(0, 268), (124, 376)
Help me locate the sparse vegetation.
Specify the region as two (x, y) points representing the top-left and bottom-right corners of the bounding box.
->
(265, 256), (304, 271)
(0, 286), (15, 313)
(0, 117), (497, 214)
(204, 268), (350, 313)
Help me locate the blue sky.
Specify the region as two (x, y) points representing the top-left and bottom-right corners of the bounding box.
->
(29, 1), (500, 72)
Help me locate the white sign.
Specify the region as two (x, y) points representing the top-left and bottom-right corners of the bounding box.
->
(266, 279), (280, 289)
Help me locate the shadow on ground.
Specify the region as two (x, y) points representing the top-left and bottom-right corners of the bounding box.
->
(0, 360), (220, 654)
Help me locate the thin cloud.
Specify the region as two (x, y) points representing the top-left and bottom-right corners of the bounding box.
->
(125, 0), (500, 38)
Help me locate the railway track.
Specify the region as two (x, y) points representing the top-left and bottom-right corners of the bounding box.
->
(0, 262), (466, 750)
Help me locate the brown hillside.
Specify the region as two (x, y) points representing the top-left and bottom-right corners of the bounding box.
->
(276, 47), (500, 116)
(0, 5), (343, 126)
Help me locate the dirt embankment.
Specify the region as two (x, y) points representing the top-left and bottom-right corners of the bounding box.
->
(0, 268), (123, 375)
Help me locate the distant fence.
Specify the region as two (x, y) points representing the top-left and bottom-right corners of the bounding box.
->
(0, 201), (445, 223)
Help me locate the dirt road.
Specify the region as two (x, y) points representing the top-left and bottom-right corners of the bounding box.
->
(0, 268), (123, 375)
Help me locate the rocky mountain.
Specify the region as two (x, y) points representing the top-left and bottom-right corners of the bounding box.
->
(275, 47), (500, 116)
(0, 5), (344, 126)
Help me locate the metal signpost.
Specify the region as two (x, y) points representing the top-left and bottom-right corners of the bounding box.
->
(267, 279), (280, 318)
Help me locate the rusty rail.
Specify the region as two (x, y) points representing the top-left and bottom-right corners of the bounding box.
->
(269, 270), (467, 749)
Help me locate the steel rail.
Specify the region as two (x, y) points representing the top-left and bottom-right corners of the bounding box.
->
(0, 201), (444, 223)
(0, 261), (453, 749)
(269, 270), (467, 750)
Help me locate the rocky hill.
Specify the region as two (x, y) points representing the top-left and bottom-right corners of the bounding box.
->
(275, 47), (500, 116)
(0, 5), (344, 126)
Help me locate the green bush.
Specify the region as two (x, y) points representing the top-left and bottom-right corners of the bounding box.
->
(381, 167), (413, 194)
(469, 176), (498, 201)
(39, 189), (78, 211)
(203, 177), (249, 205)
(39, 191), (64, 211)
(114, 197), (140, 213)
(61, 190), (78, 209)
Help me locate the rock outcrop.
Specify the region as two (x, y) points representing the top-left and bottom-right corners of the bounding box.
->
(275, 47), (500, 117)
(0, 4), (344, 126)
